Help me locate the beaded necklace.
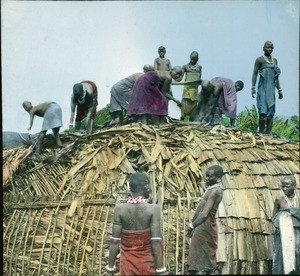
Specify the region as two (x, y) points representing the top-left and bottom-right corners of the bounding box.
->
(282, 191), (299, 208)
(263, 55), (274, 64)
(203, 182), (222, 196)
(127, 196), (148, 204)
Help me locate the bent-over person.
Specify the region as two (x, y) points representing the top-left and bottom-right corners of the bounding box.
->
(187, 165), (224, 275)
(22, 101), (63, 153)
(107, 172), (168, 275)
(127, 67), (182, 125)
(109, 65), (154, 126)
(69, 80), (98, 134)
(272, 175), (300, 275)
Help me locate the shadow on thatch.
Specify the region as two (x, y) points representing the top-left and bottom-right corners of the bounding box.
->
(3, 122), (300, 275)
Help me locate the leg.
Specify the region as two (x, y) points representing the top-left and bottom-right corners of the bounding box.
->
(114, 111), (122, 126)
(52, 127), (62, 147)
(141, 114), (148, 124)
(75, 121), (81, 130)
(258, 114), (267, 133)
(36, 131), (46, 153)
(266, 116), (273, 135)
(87, 119), (94, 134)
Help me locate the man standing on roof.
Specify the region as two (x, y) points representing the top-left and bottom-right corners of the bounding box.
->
(272, 175), (300, 275)
(251, 41), (283, 134)
(69, 80), (98, 134)
(106, 172), (168, 275)
(187, 165), (224, 275)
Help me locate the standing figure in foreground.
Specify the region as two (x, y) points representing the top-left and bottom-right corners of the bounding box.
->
(109, 65), (154, 126)
(69, 80), (98, 134)
(251, 41), (283, 134)
(107, 172), (168, 275)
(22, 101), (63, 153)
(187, 165), (224, 275)
(127, 67), (182, 124)
(154, 46), (172, 72)
(179, 51), (202, 121)
(272, 175), (300, 275)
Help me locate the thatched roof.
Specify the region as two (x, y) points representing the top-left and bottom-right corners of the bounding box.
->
(3, 122), (300, 275)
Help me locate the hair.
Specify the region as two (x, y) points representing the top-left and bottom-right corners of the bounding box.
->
(208, 165), (224, 178)
(281, 175), (296, 185)
(263, 41), (273, 50)
(158, 46), (166, 51)
(143, 64), (155, 72)
(190, 51), (199, 59)
(22, 101), (32, 110)
(235, 80), (244, 90)
(73, 83), (83, 97)
(129, 172), (148, 193)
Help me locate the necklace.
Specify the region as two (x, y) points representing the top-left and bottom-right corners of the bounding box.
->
(189, 64), (198, 71)
(127, 196), (148, 204)
(263, 55), (274, 64)
(203, 182), (222, 196)
(283, 191), (299, 208)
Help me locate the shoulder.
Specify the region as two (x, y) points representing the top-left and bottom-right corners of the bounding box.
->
(82, 82), (93, 93)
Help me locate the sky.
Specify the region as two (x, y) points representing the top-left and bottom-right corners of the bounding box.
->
(2, 0), (299, 134)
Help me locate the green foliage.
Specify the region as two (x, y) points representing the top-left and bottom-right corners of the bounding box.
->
(272, 116), (299, 141)
(94, 104), (111, 126)
(220, 117), (230, 127)
(236, 105), (259, 133)
(220, 105), (299, 141)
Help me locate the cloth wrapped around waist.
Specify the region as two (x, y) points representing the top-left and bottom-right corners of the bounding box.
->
(120, 228), (155, 275)
(183, 72), (201, 101)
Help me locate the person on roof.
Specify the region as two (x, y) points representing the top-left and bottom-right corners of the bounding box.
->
(69, 80), (98, 134)
(22, 101), (63, 153)
(251, 41), (283, 134)
(109, 65), (154, 126)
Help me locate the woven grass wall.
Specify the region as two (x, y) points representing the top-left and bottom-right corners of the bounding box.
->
(3, 123), (300, 275)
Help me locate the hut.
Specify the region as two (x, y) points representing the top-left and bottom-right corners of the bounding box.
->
(3, 122), (300, 275)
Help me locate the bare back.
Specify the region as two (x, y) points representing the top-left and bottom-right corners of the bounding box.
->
(112, 202), (162, 238)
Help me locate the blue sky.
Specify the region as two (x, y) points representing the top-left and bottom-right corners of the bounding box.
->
(2, 0), (299, 133)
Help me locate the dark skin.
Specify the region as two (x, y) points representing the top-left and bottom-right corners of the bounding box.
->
(174, 78), (243, 126)
(197, 78), (243, 126)
(177, 52), (202, 82)
(251, 41), (283, 100)
(154, 48), (172, 71)
(69, 82), (95, 134)
(22, 101), (62, 153)
(273, 176), (298, 218)
(156, 67), (183, 106)
(192, 169), (223, 228)
(107, 173), (165, 275)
